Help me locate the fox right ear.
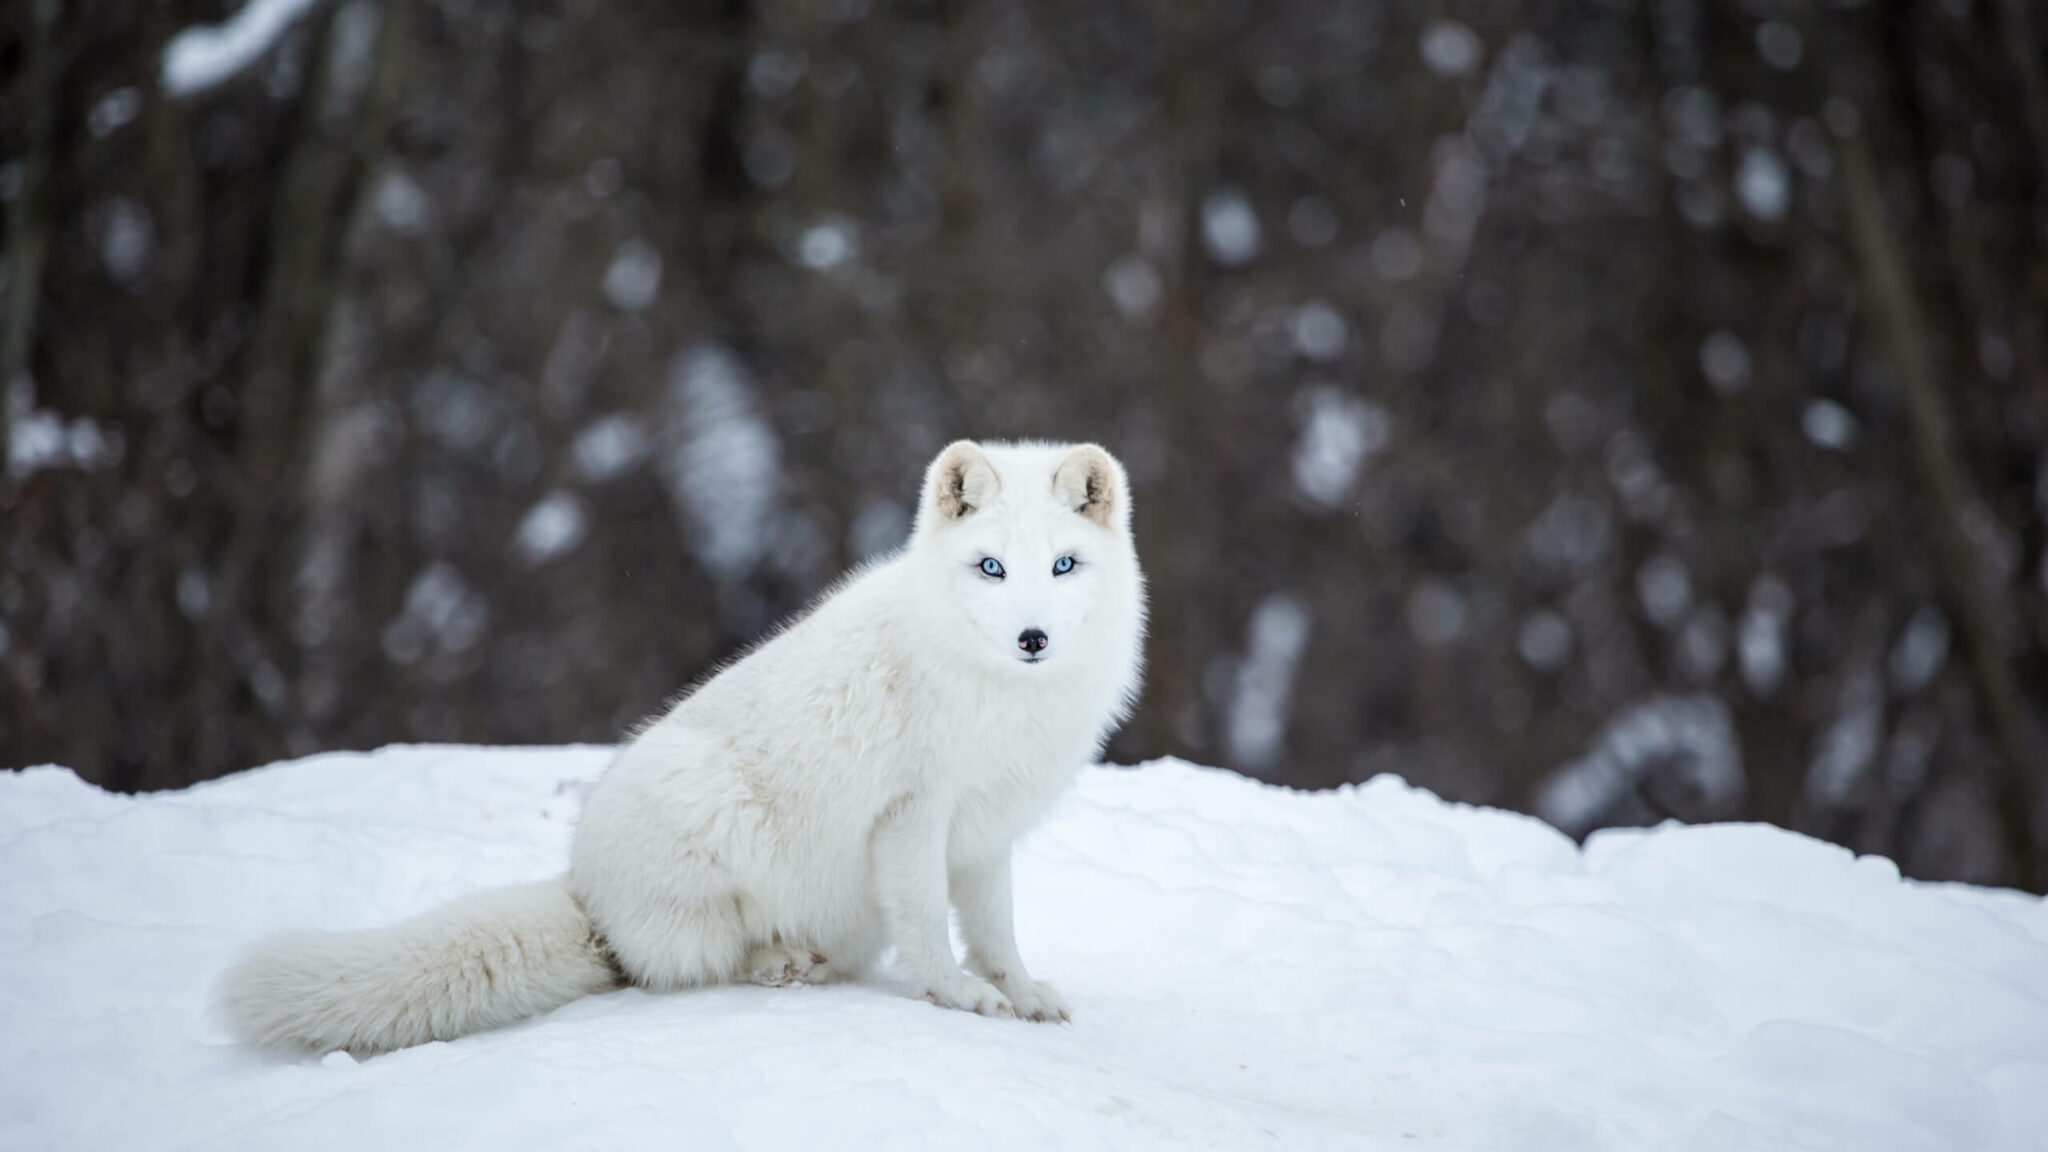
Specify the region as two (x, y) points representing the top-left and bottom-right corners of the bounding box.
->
(922, 440), (1000, 523)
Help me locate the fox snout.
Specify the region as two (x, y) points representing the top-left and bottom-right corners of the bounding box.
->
(1017, 628), (1050, 659)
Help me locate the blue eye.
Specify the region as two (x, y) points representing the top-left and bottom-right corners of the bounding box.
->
(979, 557), (1005, 578)
(1052, 555), (1076, 576)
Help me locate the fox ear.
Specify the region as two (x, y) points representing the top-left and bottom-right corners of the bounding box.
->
(925, 440), (1000, 522)
(1052, 443), (1122, 529)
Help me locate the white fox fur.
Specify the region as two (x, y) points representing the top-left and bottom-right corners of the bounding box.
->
(218, 440), (1147, 1054)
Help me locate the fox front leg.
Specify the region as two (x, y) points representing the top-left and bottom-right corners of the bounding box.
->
(950, 852), (1068, 1023)
(871, 796), (1014, 1017)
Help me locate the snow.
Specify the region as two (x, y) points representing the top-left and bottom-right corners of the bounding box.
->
(569, 413), (651, 483)
(1224, 596), (1311, 771)
(1470, 35), (1548, 160)
(1423, 136), (1488, 259)
(1405, 580), (1468, 647)
(1739, 575), (1794, 698)
(6, 379), (125, 483)
(1635, 552), (1693, 629)
(371, 169), (431, 236)
(162, 0), (322, 97)
(1524, 491), (1613, 571)
(1199, 189), (1261, 267)
(662, 345), (781, 580)
(513, 491), (588, 566)
(6, 745), (2048, 1151)
(1889, 605), (1951, 694)
(177, 566), (213, 620)
(1806, 669), (1884, 809)
(602, 239), (663, 311)
(1291, 386), (1389, 508)
(1756, 21), (1803, 72)
(1289, 301), (1348, 362)
(87, 88), (143, 139)
(1802, 399), (1859, 452)
(1700, 330), (1754, 393)
(100, 197), (156, 287)
(1102, 255), (1163, 321)
(1419, 20), (1483, 80)
(1535, 694), (1744, 835)
(747, 48), (809, 101)
(1736, 149), (1792, 223)
(380, 563), (487, 664)
(796, 219), (859, 270)
(1517, 608), (1574, 670)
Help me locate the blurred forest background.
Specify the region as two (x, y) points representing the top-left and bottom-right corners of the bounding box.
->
(6, 0), (2048, 889)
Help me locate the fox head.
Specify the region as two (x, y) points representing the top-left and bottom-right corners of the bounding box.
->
(907, 440), (1145, 680)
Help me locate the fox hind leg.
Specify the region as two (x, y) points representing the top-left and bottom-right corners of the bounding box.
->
(601, 893), (752, 992)
(745, 940), (834, 987)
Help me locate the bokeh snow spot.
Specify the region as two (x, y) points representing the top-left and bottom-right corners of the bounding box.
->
(1421, 20), (1484, 79)
(1291, 387), (1390, 509)
(1756, 21), (1803, 71)
(1738, 574), (1794, 697)
(1525, 492), (1613, 571)
(1699, 330), (1752, 393)
(7, 380), (126, 483)
(1735, 149), (1791, 222)
(797, 219), (858, 270)
(515, 491), (588, 566)
(1407, 580), (1468, 647)
(100, 198), (155, 288)
(603, 239), (663, 311)
(89, 89), (143, 139)
(662, 345), (781, 581)
(570, 414), (651, 484)
(1806, 668), (1883, 809)
(1200, 188), (1261, 267)
(1226, 594), (1310, 771)
(1635, 553), (1693, 629)
(1888, 605), (1950, 695)
(1801, 399), (1858, 452)
(1291, 301), (1348, 361)
(1102, 256), (1163, 321)
(1518, 609), (1574, 671)
(162, 0), (322, 96)
(381, 562), (489, 664)
(372, 169), (431, 236)
(1537, 693), (1744, 834)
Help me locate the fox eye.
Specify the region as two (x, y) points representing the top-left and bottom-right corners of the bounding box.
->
(979, 557), (1006, 579)
(1052, 555), (1076, 576)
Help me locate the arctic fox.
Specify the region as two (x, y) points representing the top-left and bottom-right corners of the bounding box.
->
(219, 440), (1147, 1054)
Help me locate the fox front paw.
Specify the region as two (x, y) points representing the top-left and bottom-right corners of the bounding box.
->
(997, 977), (1070, 1023)
(917, 974), (1015, 1018)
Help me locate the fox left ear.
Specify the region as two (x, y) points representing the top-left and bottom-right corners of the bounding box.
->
(1052, 444), (1122, 529)
(924, 440), (1001, 523)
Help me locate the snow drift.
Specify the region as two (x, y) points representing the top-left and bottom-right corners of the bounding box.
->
(3, 745), (2046, 1150)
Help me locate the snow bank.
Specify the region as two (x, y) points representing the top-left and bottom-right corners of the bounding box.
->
(4, 746), (2046, 1150)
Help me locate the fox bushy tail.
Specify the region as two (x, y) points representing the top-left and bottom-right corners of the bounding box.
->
(217, 879), (620, 1055)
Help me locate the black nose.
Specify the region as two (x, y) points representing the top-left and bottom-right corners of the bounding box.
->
(1017, 628), (1049, 654)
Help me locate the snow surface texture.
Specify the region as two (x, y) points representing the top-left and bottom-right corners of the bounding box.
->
(4, 746), (2048, 1151)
